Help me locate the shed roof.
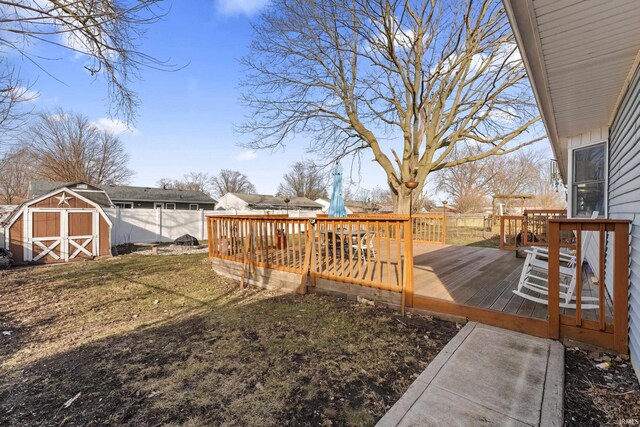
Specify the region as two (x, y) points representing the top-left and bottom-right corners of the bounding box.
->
(29, 181), (112, 207)
(230, 193), (322, 210)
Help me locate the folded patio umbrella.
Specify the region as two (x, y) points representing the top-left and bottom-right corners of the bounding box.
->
(328, 162), (347, 218)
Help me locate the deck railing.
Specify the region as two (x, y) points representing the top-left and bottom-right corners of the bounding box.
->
(207, 215), (310, 274)
(522, 209), (567, 246)
(311, 217), (411, 295)
(499, 215), (523, 250)
(499, 209), (569, 250)
(208, 215), (414, 307)
(338, 213), (445, 244)
(412, 214), (446, 244)
(547, 219), (630, 353)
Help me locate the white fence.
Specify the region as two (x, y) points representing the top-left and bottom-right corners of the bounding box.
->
(106, 208), (320, 246)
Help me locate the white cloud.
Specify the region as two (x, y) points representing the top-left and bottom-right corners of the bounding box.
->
(93, 118), (139, 136)
(48, 112), (68, 122)
(216, 0), (270, 16)
(235, 150), (257, 161)
(489, 107), (519, 124)
(11, 86), (39, 103)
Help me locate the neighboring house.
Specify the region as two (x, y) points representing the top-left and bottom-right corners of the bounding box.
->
(314, 198), (354, 215)
(376, 203), (394, 214)
(503, 0), (640, 376)
(0, 205), (17, 224)
(217, 193), (322, 211)
(345, 200), (379, 214)
(29, 180), (217, 210)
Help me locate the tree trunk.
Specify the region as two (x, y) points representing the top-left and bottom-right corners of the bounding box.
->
(393, 184), (421, 214)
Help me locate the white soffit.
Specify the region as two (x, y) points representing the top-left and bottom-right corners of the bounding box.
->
(504, 0), (640, 176)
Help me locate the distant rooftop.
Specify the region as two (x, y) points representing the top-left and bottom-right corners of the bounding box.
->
(29, 180), (217, 205)
(230, 193), (322, 210)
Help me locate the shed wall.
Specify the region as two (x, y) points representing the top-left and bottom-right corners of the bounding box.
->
(100, 216), (111, 256)
(609, 65), (640, 377)
(8, 213), (24, 264)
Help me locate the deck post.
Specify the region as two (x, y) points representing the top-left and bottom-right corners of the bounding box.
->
(613, 222), (630, 354)
(207, 217), (214, 258)
(299, 225), (313, 295)
(547, 220), (560, 339)
(403, 219), (414, 308)
(442, 213), (447, 245)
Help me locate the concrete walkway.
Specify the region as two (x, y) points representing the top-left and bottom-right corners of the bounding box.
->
(377, 322), (564, 426)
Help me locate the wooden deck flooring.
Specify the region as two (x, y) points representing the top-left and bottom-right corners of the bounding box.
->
(412, 244), (612, 322)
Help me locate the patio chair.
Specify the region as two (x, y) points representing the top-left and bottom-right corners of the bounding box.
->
(512, 213), (599, 309)
(352, 232), (376, 261)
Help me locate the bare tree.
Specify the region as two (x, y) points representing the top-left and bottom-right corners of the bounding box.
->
(156, 177), (175, 189)
(210, 169), (256, 197)
(157, 172), (214, 195)
(276, 161), (328, 199)
(0, 0), (171, 124)
(436, 146), (493, 213)
(241, 0), (544, 213)
(24, 109), (133, 185)
(0, 61), (35, 143)
(437, 146), (553, 212)
(531, 163), (566, 210)
(0, 146), (35, 204)
(349, 186), (393, 205)
(485, 150), (540, 198)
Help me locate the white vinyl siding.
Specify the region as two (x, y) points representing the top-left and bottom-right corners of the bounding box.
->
(609, 65), (640, 378)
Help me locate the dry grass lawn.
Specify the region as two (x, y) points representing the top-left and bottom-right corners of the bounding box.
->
(445, 226), (500, 248)
(0, 253), (458, 426)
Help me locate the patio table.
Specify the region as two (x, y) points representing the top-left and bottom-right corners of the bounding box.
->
(327, 229), (366, 258)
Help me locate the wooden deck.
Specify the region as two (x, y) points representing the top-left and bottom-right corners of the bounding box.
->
(412, 244), (612, 322)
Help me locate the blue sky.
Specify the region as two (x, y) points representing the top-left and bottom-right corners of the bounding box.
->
(13, 0), (389, 195)
(14, 0), (549, 198)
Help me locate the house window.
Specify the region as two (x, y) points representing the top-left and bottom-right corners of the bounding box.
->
(165, 203), (176, 210)
(572, 143), (606, 218)
(115, 202), (133, 209)
(154, 203), (163, 209)
(189, 204), (199, 210)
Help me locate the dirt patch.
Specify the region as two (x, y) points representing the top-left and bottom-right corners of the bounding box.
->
(564, 347), (640, 426)
(0, 254), (458, 426)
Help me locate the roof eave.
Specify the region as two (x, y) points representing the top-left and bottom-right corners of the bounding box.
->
(502, 0), (567, 181)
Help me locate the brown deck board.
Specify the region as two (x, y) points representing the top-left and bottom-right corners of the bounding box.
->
(412, 243), (612, 324)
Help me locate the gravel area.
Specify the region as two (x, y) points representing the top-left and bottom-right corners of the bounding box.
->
(132, 244), (208, 256)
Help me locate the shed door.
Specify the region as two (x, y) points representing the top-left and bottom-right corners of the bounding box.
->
(67, 211), (97, 261)
(28, 209), (98, 263)
(31, 211), (62, 262)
